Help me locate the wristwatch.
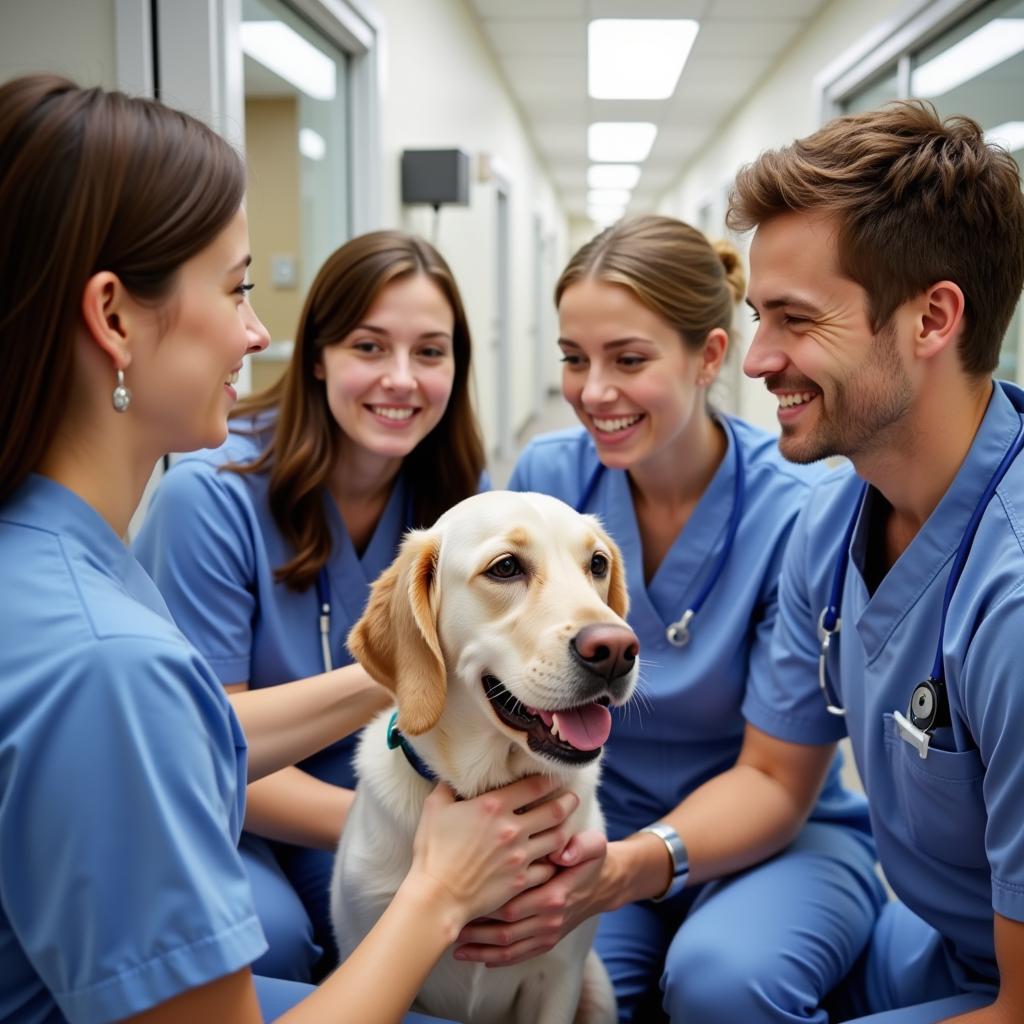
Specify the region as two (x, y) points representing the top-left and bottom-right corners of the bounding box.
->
(639, 822), (690, 902)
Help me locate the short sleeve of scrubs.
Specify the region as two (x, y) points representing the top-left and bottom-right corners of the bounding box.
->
(960, 583), (1024, 922)
(507, 429), (590, 498)
(742, 476), (850, 747)
(135, 457), (257, 685)
(1, 637), (265, 1022)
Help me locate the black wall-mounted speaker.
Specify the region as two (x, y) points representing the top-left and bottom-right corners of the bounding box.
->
(400, 148), (471, 206)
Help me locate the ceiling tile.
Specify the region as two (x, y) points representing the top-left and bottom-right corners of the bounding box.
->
(695, 17), (804, 56)
(672, 53), (776, 98)
(532, 124), (588, 160)
(471, 0), (584, 18)
(586, 98), (669, 122)
(482, 19), (584, 57)
(708, 0), (827, 18)
(498, 55), (585, 101)
(520, 96), (588, 126)
(588, 0), (705, 18)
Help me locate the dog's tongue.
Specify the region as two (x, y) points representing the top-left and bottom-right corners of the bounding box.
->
(539, 705), (612, 750)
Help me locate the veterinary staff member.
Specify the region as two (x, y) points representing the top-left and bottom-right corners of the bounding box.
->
(135, 231), (487, 981)
(732, 105), (1024, 1022)
(491, 215), (884, 1023)
(0, 73), (581, 1024)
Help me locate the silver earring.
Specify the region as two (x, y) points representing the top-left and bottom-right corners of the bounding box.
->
(112, 368), (131, 413)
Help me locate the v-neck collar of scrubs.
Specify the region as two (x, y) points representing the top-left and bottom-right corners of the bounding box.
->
(599, 417), (739, 627)
(849, 382), (1022, 661)
(322, 474), (409, 620)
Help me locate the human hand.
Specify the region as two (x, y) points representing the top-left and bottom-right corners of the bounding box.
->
(408, 776), (578, 928)
(453, 828), (611, 967)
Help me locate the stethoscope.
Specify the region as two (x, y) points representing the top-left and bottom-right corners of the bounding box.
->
(576, 416), (745, 647)
(818, 415), (1024, 758)
(316, 487), (414, 673)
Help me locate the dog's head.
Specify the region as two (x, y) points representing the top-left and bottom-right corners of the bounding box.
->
(348, 490), (638, 774)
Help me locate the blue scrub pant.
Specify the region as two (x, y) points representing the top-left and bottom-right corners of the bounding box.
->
(825, 901), (995, 1022)
(253, 976), (458, 1022)
(595, 821), (886, 1023)
(242, 832), (337, 982)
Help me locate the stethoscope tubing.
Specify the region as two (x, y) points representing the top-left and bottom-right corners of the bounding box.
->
(818, 413), (1024, 732)
(316, 487), (414, 674)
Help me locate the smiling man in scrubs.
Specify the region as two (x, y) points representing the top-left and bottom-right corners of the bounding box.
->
(736, 102), (1024, 1022)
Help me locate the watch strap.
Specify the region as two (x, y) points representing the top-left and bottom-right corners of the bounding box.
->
(639, 822), (690, 902)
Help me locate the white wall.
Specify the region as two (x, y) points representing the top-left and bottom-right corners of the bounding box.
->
(0, 0), (118, 86)
(372, 0), (568, 456)
(657, 0), (920, 431)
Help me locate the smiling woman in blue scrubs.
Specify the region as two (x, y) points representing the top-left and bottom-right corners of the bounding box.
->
(468, 215), (887, 1022)
(134, 231), (487, 982)
(0, 73), (581, 1024)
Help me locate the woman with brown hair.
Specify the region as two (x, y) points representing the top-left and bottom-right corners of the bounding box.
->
(473, 214), (888, 1022)
(0, 73), (578, 1023)
(134, 231), (487, 982)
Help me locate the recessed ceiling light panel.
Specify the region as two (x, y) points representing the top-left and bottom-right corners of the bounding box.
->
(588, 164), (642, 189)
(588, 188), (631, 206)
(588, 122), (657, 162)
(588, 19), (699, 100)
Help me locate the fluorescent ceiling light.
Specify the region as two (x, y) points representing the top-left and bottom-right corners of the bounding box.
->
(587, 203), (625, 224)
(588, 122), (657, 162)
(589, 19), (699, 99)
(911, 19), (1024, 98)
(985, 120), (1024, 153)
(588, 188), (631, 206)
(299, 128), (326, 160)
(588, 164), (642, 189)
(241, 21), (336, 101)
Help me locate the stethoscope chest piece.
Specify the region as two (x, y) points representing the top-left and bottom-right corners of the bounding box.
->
(894, 676), (953, 759)
(908, 677), (950, 733)
(666, 609), (694, 647)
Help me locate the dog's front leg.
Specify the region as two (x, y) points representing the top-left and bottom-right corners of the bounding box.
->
(510, 928), (601, 1024)
(573, 950), (617, 1024)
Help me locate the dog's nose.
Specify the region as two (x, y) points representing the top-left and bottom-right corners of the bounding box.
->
(570, 623), (639, 681)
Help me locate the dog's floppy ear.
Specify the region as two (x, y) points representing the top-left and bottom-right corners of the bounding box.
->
(347, 529), (446, 735)
(599, 527), (630, 619)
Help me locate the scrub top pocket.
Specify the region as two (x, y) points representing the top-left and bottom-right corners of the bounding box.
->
(882, 713), (988, 870)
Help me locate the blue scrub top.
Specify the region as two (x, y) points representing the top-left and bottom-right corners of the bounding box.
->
(0, 476), (265, 1024)
(509, 417), (870, 841)
(745, 381), (1024, 984)
(134, 418), (412, 789)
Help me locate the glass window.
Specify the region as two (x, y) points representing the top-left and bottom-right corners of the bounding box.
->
(911, 0), (1024, 379)
(840, 0), (1024, 381)
(242, 0), (350, 390)
(841, 66), (899, 114)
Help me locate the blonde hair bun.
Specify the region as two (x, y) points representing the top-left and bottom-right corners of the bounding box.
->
(712, 239), (746, 304)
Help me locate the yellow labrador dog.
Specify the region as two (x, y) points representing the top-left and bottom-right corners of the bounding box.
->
(329, 490), (638, 1024)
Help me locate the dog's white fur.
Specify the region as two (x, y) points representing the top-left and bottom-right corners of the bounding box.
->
(329, 490), (638, 1024)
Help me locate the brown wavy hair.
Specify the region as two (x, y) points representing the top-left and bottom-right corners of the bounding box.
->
(555, 214), (745, 351)
(0, 74), (245, 506)
(229, 231), (485, 591)
(727, 100), (1024, 376)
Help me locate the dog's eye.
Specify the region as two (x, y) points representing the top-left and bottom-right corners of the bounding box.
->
(486, 555), (524, 580)
(590, 552), (609, 578)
